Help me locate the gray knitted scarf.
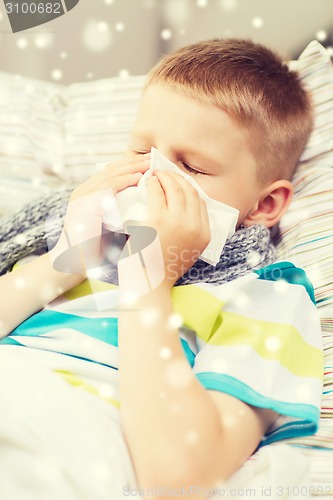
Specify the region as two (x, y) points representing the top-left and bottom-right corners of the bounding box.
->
(0, 188), (276, 284)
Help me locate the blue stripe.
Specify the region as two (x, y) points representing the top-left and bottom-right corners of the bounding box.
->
(0, 337), (23, 346)
(180, 339), (195, 367)
(293, 234), (333, 249)
(44, 349), (119, 371)
(290, 444), (333, 451)
(196, 372), (320, 444)
(254, 261), (316, 305)
(10, 310), (119, 346)
(6, 310), (196, 366)
(259, 419), (317, 448)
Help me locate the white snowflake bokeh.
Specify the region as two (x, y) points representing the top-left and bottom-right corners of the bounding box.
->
(98, 383), (115, 399)
(265, 335), (281, 352)
(82, 19), (113, 52)
(316, 30), (327, 41)
(220, 0), (238, 11)
(51, 69), (63, 81)
(118, 69), (130, 78)
(16, 37), (28, 49)
(163, 0), (191, 27)
(14, 277), (26, 289)
(160, 346), (172, 359)
(168, 313), (183, 329)
(34, 33), (54, 49)
(296, 384), (313, 403)
(115, 22), (125, 32)
(252, 17), (264, 29)
(165, 359), (192, 388)
(161, 28), (173, 40)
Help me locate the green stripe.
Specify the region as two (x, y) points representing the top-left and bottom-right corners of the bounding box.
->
(202, 310), (323, 378)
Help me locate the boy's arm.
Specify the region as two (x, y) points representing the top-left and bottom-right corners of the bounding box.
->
(118, 171), (277, 497)
(0, 251), (84, 339)
(0, 155), (151, 338)
(118, 280), (277, 497)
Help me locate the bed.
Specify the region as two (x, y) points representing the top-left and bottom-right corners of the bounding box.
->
(0, 40), (333, 498)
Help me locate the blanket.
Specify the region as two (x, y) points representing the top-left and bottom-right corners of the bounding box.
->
(0, 348), (316, 500)
(0, 263), (324, 499)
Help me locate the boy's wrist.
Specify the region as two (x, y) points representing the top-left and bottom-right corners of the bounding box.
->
(46, 249), (86, 289)
(118, 258), (174, 305)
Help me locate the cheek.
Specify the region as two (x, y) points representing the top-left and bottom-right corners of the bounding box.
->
(194, 177), (221, 200)
(201, 181), (254, 224)
(199, 178), (235, 206)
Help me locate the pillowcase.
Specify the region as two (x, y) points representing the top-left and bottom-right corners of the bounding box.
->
(276, 41), (333, 454)
(289, 40), (333, 162)
(0, 72), (145, 216)
(278, 40), (333, 325)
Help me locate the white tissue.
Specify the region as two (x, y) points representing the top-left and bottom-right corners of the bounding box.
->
(102, 147), (239, 266)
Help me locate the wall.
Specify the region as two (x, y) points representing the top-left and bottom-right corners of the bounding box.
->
(0, 0), (333, 84)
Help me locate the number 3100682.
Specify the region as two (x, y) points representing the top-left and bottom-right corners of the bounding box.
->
(5, 3), (62, 14)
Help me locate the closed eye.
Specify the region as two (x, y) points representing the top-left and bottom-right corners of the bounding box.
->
(134, 150), (150, 155)
(181, 162), (206, 175)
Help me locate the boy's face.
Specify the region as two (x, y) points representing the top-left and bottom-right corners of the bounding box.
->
(127, 84), (263, 226)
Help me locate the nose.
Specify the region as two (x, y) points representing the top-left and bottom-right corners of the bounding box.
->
(151, 146), (175, 164)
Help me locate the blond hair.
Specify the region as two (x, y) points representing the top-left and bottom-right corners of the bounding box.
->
(145, 38), (313, 185)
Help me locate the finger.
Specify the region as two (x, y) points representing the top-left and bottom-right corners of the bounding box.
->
(170, 175), (210, 241)
(108, 171), (145, 193)
(161, 170), (202, 214)
(99, 155), (151, 180)
(153, 170), (186, 212)
(165, 172), (200, 205)
(146, 175), (166, 214)
(199, 198), (210, 236)
(77, 156), (150, 193)
(73, 171), (144, 201)
(103, 153), (151, 177)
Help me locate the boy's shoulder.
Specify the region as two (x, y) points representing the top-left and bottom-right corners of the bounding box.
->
(254, 260), (316, 305)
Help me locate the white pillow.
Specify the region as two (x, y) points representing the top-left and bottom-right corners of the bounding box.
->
(291, 40), (333, 162)
(278, 40), (333, 324)
(277, 41), (333, 452)
(0, 72), (145, 216)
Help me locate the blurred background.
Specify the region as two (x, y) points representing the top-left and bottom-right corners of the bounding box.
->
(1, 0), (333, 84)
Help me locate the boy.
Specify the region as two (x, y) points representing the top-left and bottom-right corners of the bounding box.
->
(0, 39), (323, 499)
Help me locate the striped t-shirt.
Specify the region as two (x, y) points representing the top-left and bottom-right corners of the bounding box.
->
(0, 260), (323, 448)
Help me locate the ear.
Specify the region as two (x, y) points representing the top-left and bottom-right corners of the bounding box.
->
(242, 180), (294, 228)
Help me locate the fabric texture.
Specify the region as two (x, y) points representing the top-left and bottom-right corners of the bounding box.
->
(0, 347), (138, 500)
(0, 188), (276, 286)
(0, 261), (323, 451)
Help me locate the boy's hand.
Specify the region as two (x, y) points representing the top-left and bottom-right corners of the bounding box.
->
(119, 170), (210, 292)
(50, 155), (150, 276)
(147, 170), (210, 286)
